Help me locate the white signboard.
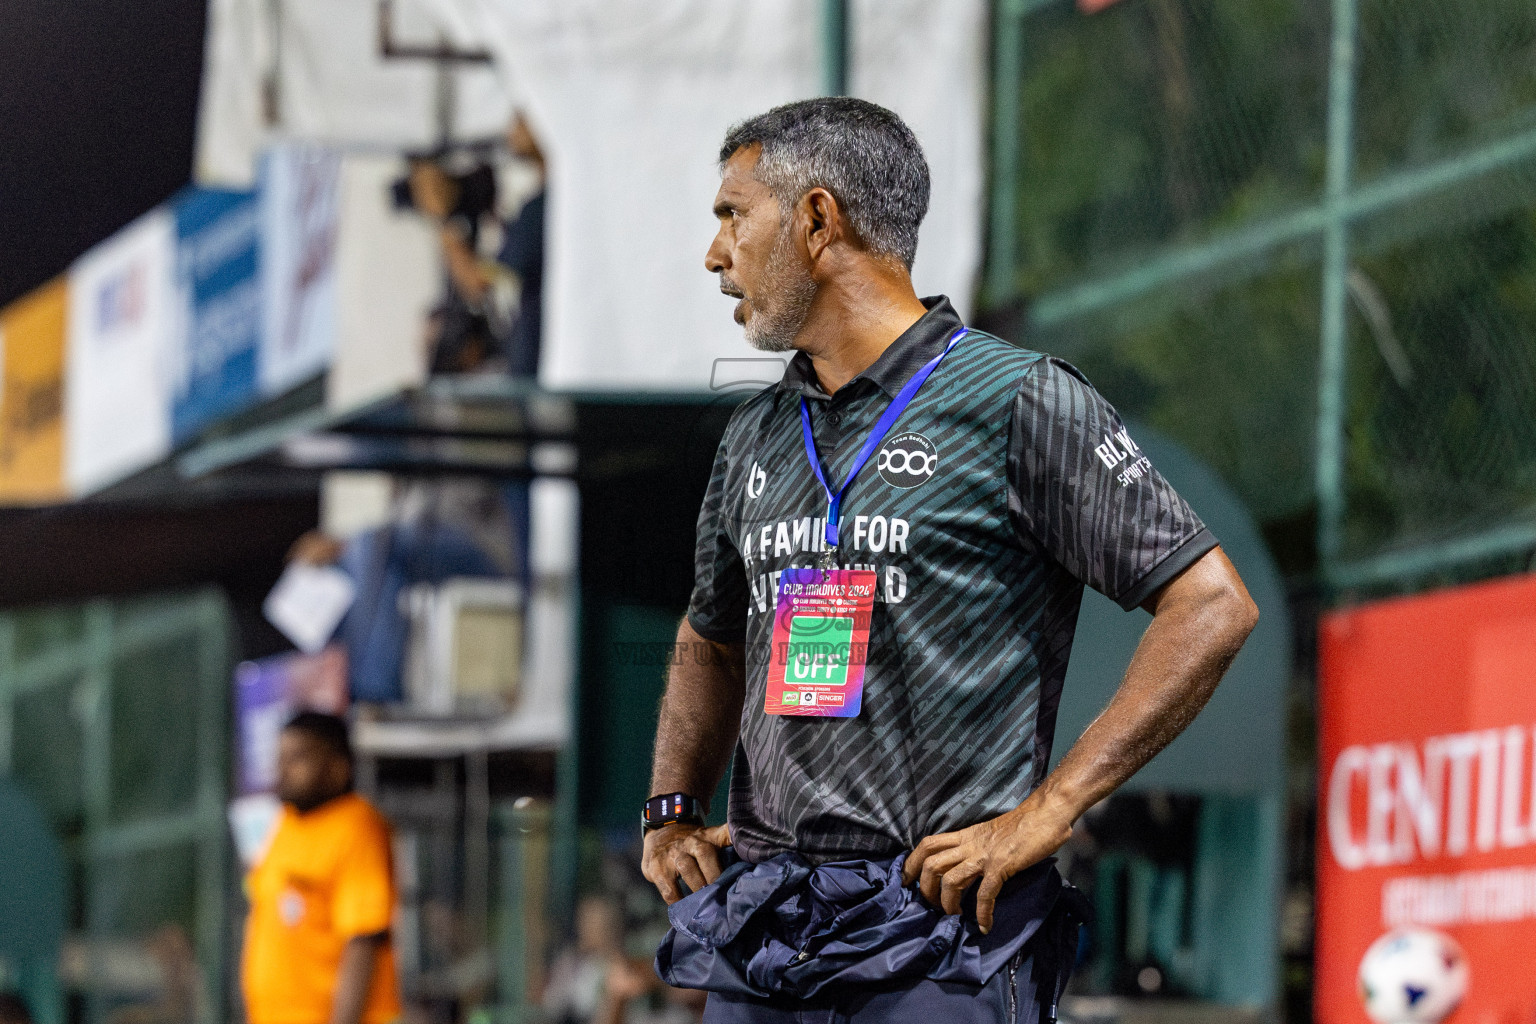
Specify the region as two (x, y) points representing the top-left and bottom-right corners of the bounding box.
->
(260, 144), (341, 394)
(66, 209), (178, 494)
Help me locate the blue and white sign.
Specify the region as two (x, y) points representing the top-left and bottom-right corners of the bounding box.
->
(65, 208), (177, 494)
(172, 188), (261, 442)
(259, 145), (340, 395)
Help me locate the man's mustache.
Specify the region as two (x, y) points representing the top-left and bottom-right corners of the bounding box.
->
(718, 274), (745, 299)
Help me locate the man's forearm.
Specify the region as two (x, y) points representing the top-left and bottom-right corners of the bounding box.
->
(440, 227), (491, 304)
(329, 935), (383, 1024)
(903, 547), (1257, 931)
(1032, 547), (1258, 823)
(650, 617), (746, 801)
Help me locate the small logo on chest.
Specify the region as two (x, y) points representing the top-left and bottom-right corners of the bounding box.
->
(877, 432), (938, 488)
(279, 888), (306, 927)
(745, 461), (767, 499)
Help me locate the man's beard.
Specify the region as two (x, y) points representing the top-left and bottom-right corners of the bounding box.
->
(279, 781), (351, 814)
(742, 225), (816, 353)
(285, 791), (339, 814)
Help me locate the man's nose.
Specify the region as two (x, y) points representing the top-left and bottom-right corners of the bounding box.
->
(704, 234), (728, 274)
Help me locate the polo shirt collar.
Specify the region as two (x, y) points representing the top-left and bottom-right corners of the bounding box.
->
(778, 296), (965, 400)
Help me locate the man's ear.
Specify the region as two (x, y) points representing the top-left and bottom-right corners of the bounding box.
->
(800, 187), (843, 264)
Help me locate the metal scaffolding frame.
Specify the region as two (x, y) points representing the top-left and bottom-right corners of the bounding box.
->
(986, 0), (1536, 591)
(0, 592), (230, 1024)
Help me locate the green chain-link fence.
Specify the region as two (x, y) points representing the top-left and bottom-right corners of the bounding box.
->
(985, 0), (1536, 591)
(0, 591), (231, 1024)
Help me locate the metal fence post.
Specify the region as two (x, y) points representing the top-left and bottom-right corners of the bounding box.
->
(194, 593), (230, 1024)
(985, 0), (1026, 308)
(1316, 0), (1360, 577)
(81, 601), (115, 1024)
(0, 616), (14, 777)
(822, 0), (849, 96)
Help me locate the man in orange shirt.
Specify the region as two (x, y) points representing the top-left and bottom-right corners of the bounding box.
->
(243, 712), (402, 1024)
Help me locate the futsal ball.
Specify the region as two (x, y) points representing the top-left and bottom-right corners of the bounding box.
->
(1358, 928), (1470, 1024)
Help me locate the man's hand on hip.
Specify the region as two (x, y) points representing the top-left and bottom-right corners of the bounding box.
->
(642, 822), (732, 904)
(901, 791), (1075, 935)
(903, 549), (1257, 936)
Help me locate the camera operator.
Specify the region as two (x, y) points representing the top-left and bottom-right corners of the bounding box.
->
(406, 111), (546, 379)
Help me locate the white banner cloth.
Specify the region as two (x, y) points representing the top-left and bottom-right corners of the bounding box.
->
(432, 0), (986, 389)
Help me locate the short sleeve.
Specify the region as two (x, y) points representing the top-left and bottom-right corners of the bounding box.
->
(332, 811), (395, 938)
(496, 191), (545, 281)
(1007, 358), (1217, 610)
(686, 434), (749, 643)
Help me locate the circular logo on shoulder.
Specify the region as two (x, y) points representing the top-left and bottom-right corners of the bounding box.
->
(877, 432), (939, 488)
(279, 888), (306, 927)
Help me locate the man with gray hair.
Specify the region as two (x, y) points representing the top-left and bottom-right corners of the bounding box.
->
(641, 97), (1258, 1022)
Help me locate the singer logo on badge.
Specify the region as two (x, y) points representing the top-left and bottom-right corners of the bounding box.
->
(877, 432), (938, 488)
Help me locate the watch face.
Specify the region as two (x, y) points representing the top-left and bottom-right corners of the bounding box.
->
(644, 793), (699, 828)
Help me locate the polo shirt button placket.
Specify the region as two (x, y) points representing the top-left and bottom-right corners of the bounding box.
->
(819, 408), (844, 450)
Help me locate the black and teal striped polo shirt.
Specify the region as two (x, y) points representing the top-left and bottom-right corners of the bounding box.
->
(688, 296), (1216, 864)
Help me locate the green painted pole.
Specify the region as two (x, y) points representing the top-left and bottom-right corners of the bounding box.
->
(1029, 122), (1536, 327)
(985, 0), (1025, 308)
(1031, 207), (1328, 326)
(0, 617), (13, 777)
(822, 0), (848, 96)
(194, 593), (230, 1024)
(82, 601), (114, 1024)
(549, 590), (583, 947)
(1330, 520), (1536, 590)
(1316, 0), (1359, 576)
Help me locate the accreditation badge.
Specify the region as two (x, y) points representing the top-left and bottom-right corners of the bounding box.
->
(764, 567), (875, 718)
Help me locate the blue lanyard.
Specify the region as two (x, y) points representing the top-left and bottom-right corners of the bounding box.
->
(799, 326), (968, 556)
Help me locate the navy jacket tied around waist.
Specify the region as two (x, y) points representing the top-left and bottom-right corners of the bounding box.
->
(655, 849), (1082, 1002)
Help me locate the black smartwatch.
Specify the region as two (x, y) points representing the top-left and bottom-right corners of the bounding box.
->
(642, 792), (706, 831)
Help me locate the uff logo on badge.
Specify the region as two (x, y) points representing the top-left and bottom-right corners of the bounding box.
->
(877, 432), (938, 488)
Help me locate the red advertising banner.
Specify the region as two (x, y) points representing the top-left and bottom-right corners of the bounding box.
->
(1318, 574), (1536, 1024)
